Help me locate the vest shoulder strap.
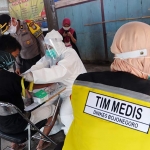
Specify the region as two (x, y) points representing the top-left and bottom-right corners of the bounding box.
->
(25, 20), (43, 38)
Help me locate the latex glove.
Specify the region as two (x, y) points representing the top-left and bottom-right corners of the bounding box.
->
(23, 72), (34, 82)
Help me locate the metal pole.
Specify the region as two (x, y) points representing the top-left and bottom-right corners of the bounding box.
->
(43, 0), (59, 31)
(28, 124), (31, 150)
(100, 0), (108, 61)
(0, 138), (1, 150)
(84, 15), (150, 26)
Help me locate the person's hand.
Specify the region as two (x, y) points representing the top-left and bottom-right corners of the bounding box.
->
(15, 68), (21, 75)
(23, 72), (34, 82)
(63, 32), (67, 37)
(67, 32), (72, 37)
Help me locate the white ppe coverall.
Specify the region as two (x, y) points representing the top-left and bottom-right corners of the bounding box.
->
(23, 30), (87, 134)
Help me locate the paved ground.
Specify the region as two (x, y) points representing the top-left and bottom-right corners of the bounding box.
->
(1, 63), (110, 150)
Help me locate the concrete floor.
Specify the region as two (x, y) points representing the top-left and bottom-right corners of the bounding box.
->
(1, 63), (110, 150)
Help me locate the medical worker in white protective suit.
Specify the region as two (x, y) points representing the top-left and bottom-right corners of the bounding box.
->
(23, 29), (87, 134)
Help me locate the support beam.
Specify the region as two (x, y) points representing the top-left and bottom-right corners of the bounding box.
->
(43, 0), (59, 31)
(100, 0), (108, 61)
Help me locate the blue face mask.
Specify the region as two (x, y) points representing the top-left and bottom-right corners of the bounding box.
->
(45, 48), (58, 59)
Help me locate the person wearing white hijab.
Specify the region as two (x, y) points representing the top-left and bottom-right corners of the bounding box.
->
(23, 29), (87, 135)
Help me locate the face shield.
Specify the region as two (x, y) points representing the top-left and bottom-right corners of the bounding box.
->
(43, 41), (58, 60)
(44, 30), (64, 58)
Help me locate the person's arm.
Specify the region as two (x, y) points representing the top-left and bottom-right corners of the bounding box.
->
(23, 51), (81, 84)
(23, 65), (69, 84)
(15, 55), (21, 75)
(23, 57), (73, 84)
(22, 56), (50, 74)
(36, 33), (46, 57)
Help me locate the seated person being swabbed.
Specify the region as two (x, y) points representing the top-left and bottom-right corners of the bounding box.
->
(55, 21), (150, 150)
(0, 35), (57, 150)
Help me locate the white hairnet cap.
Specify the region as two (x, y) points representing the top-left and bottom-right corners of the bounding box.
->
(44, 29), (66, 56)
(44, 29), (63, 45)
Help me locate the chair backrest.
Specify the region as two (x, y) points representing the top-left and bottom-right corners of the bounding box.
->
(0, 102), (18, 116)
(0, 96), (61, 146)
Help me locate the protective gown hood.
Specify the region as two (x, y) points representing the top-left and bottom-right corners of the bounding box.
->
(44, 29), (67, 57)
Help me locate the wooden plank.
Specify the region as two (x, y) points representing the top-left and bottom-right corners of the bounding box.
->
(57, 6), (74, 29)
(104, 0), (117, 33)
(71, 4), (84, 33)
(56, 8), (65, 28)
(79, 0), (105, 60)
(127, 0), (142, 18)
(63, 6), (73, 19)
(55, 0), (95, 8)
(103, 0), (116, 61)
(106, 0), (128, 60)
(127, 0), (143, 23)
(107, 33), (115, 61)
(77, 32), (105, 61)
(141, 0), (150, 24)
(115, 0), (128, 29)
(56, 0), (105, 61)
(81, 1), (102, 33)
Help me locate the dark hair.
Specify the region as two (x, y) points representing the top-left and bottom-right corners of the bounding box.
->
(0, 14), (11, 24)
(0, 14), (11, 32)
(0, 35), (21, 53)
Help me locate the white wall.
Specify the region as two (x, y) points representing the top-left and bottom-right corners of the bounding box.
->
(0, 0), (9, 14)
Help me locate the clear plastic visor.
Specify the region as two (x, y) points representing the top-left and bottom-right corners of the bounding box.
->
(43, 41), (53, 50)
